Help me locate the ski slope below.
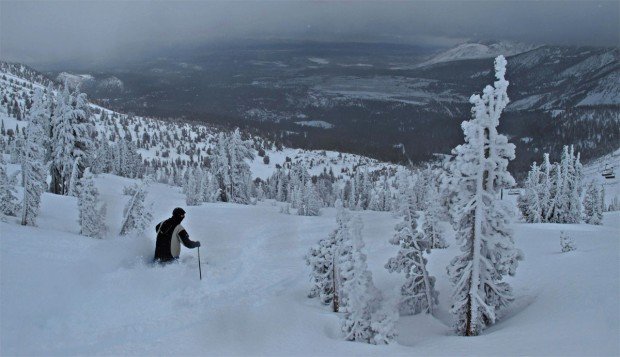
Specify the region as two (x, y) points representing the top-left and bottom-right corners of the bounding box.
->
(1, 174), (619, 356)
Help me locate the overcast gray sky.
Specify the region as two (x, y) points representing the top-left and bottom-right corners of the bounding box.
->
(1, 1), (618, 65)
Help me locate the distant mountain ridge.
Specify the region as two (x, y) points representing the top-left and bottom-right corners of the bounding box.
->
(3, 40), (618, 175)
(419, 41), (541, 67)
(56, 72), (124, 95)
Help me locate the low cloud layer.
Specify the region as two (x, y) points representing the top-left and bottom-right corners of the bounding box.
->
(1, 1), (618, 65)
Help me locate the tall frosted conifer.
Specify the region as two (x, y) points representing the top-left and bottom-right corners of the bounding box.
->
(444, 56), (522, 336)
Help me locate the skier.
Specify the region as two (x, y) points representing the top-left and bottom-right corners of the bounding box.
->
(154, 207), (201, 263)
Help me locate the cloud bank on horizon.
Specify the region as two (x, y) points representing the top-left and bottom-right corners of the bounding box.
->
(1, 1), (618, 65)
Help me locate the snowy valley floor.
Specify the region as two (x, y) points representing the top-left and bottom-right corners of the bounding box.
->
(1, 174), (619, 356)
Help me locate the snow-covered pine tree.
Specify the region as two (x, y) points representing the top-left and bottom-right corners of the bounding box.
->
(205, 171), (221, 202)
(119, 180), (152, 236)
(444, 56), (522, 336)
(347, 178), (357, 209)
(78, 169), (106, 238)
(298, 180), (321, 216)
(228, 128), (254, 204)
(90, 139), (112, 174)
(357, 168), (373, 210)
(385, 189), (438, 315)
(329, 200), (353, 312)
(256, 181), (266, 201)
(560, 231), (576, 252)
(305, 230), (337, 305)
(411, 171), (429, 211)
(340, 215), (382, 343)
(50, 85), (94, 195)
(556, 146), (573, 223)
(549, 146), (583, 224)
(275, 169), (287, 202)
(368, 188), (381, 211)
(369, 296), (399, 345)
(394, 167), (411, 216)
(422, 186), (448, 249)
(540, 153), (553, 222)
(549, 161), (564, 223)
(583, 181), (602, 225)
(0, 155), (20, 216)
(198, 167), (210, 202)
(9, 131), (24, 165)
(210, 132), (231, 201)
(21, 88), (48, 226)
(600, 185), (606, 213)
(518, 161), (542, 223)
(67, 157), (80, 197)
(379, 174), (392, 212)
(568, 149), (583, 223)
(185, 167), (201, 206)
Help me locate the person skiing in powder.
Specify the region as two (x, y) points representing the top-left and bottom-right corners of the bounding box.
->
(154, 207), (201, 263)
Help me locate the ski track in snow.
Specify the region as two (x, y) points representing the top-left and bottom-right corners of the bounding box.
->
(1, 175), (619, 356)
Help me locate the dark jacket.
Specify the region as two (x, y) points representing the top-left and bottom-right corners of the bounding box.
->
(153, 216), (199, 262)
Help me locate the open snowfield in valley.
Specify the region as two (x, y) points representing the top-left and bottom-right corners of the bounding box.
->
(1, 173), (618, 356)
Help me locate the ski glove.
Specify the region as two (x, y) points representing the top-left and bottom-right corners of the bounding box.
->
(194, 241), (201, 248)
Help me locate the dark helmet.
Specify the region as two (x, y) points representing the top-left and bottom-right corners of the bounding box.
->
(172, 207), (186, 218)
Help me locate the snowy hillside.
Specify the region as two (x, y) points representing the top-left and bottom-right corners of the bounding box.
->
(419, 41), (539, 67)
(1, 171), (618, 355)
(0, 63), (398, 182)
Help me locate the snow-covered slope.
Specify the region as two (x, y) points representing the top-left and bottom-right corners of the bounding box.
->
(419, 41), (539, 67)
(1, 172), (618, 355)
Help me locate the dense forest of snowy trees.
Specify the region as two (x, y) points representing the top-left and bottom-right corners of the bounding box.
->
(518, 146), (606, 224)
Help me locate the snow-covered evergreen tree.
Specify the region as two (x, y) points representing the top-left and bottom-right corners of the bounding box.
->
(298, 180), (321, 216)
(369, 296), (399, 345)
(340, 215), (382, 343)
(256, 181), (266, 201)
(78, 169), (106, 238)
(540, 153), (553, 222)
(583, 181), (602, 225)
(119, 180), (152, 236)
(518, 161), (542, 223)
(385, 189), (438, 315)
(0, 155), (20, 216)
(50, 85), (94, 195)
(444, 56), (522, 336)
(67, 157), (80, 197)
(185, 167), (202, 206)
(541, 146), (584, 224)
(21, 88), (48, 226)
(379, 174), (393, 212)
(393, 167), (411, 216)
(568, 149), (583, 223)
(9, 131), (24, 164)
(560, 231), (576, 252)
(205, 171), (221, 202)
(368, 188), (381, 211)
(228, 128), (254, 204)
(209, 129), (253, 203)
(422, 186), (448, 249)
(305, 230), (337, 306)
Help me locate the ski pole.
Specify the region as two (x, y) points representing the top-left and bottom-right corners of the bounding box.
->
(197, 246), (202, 280)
